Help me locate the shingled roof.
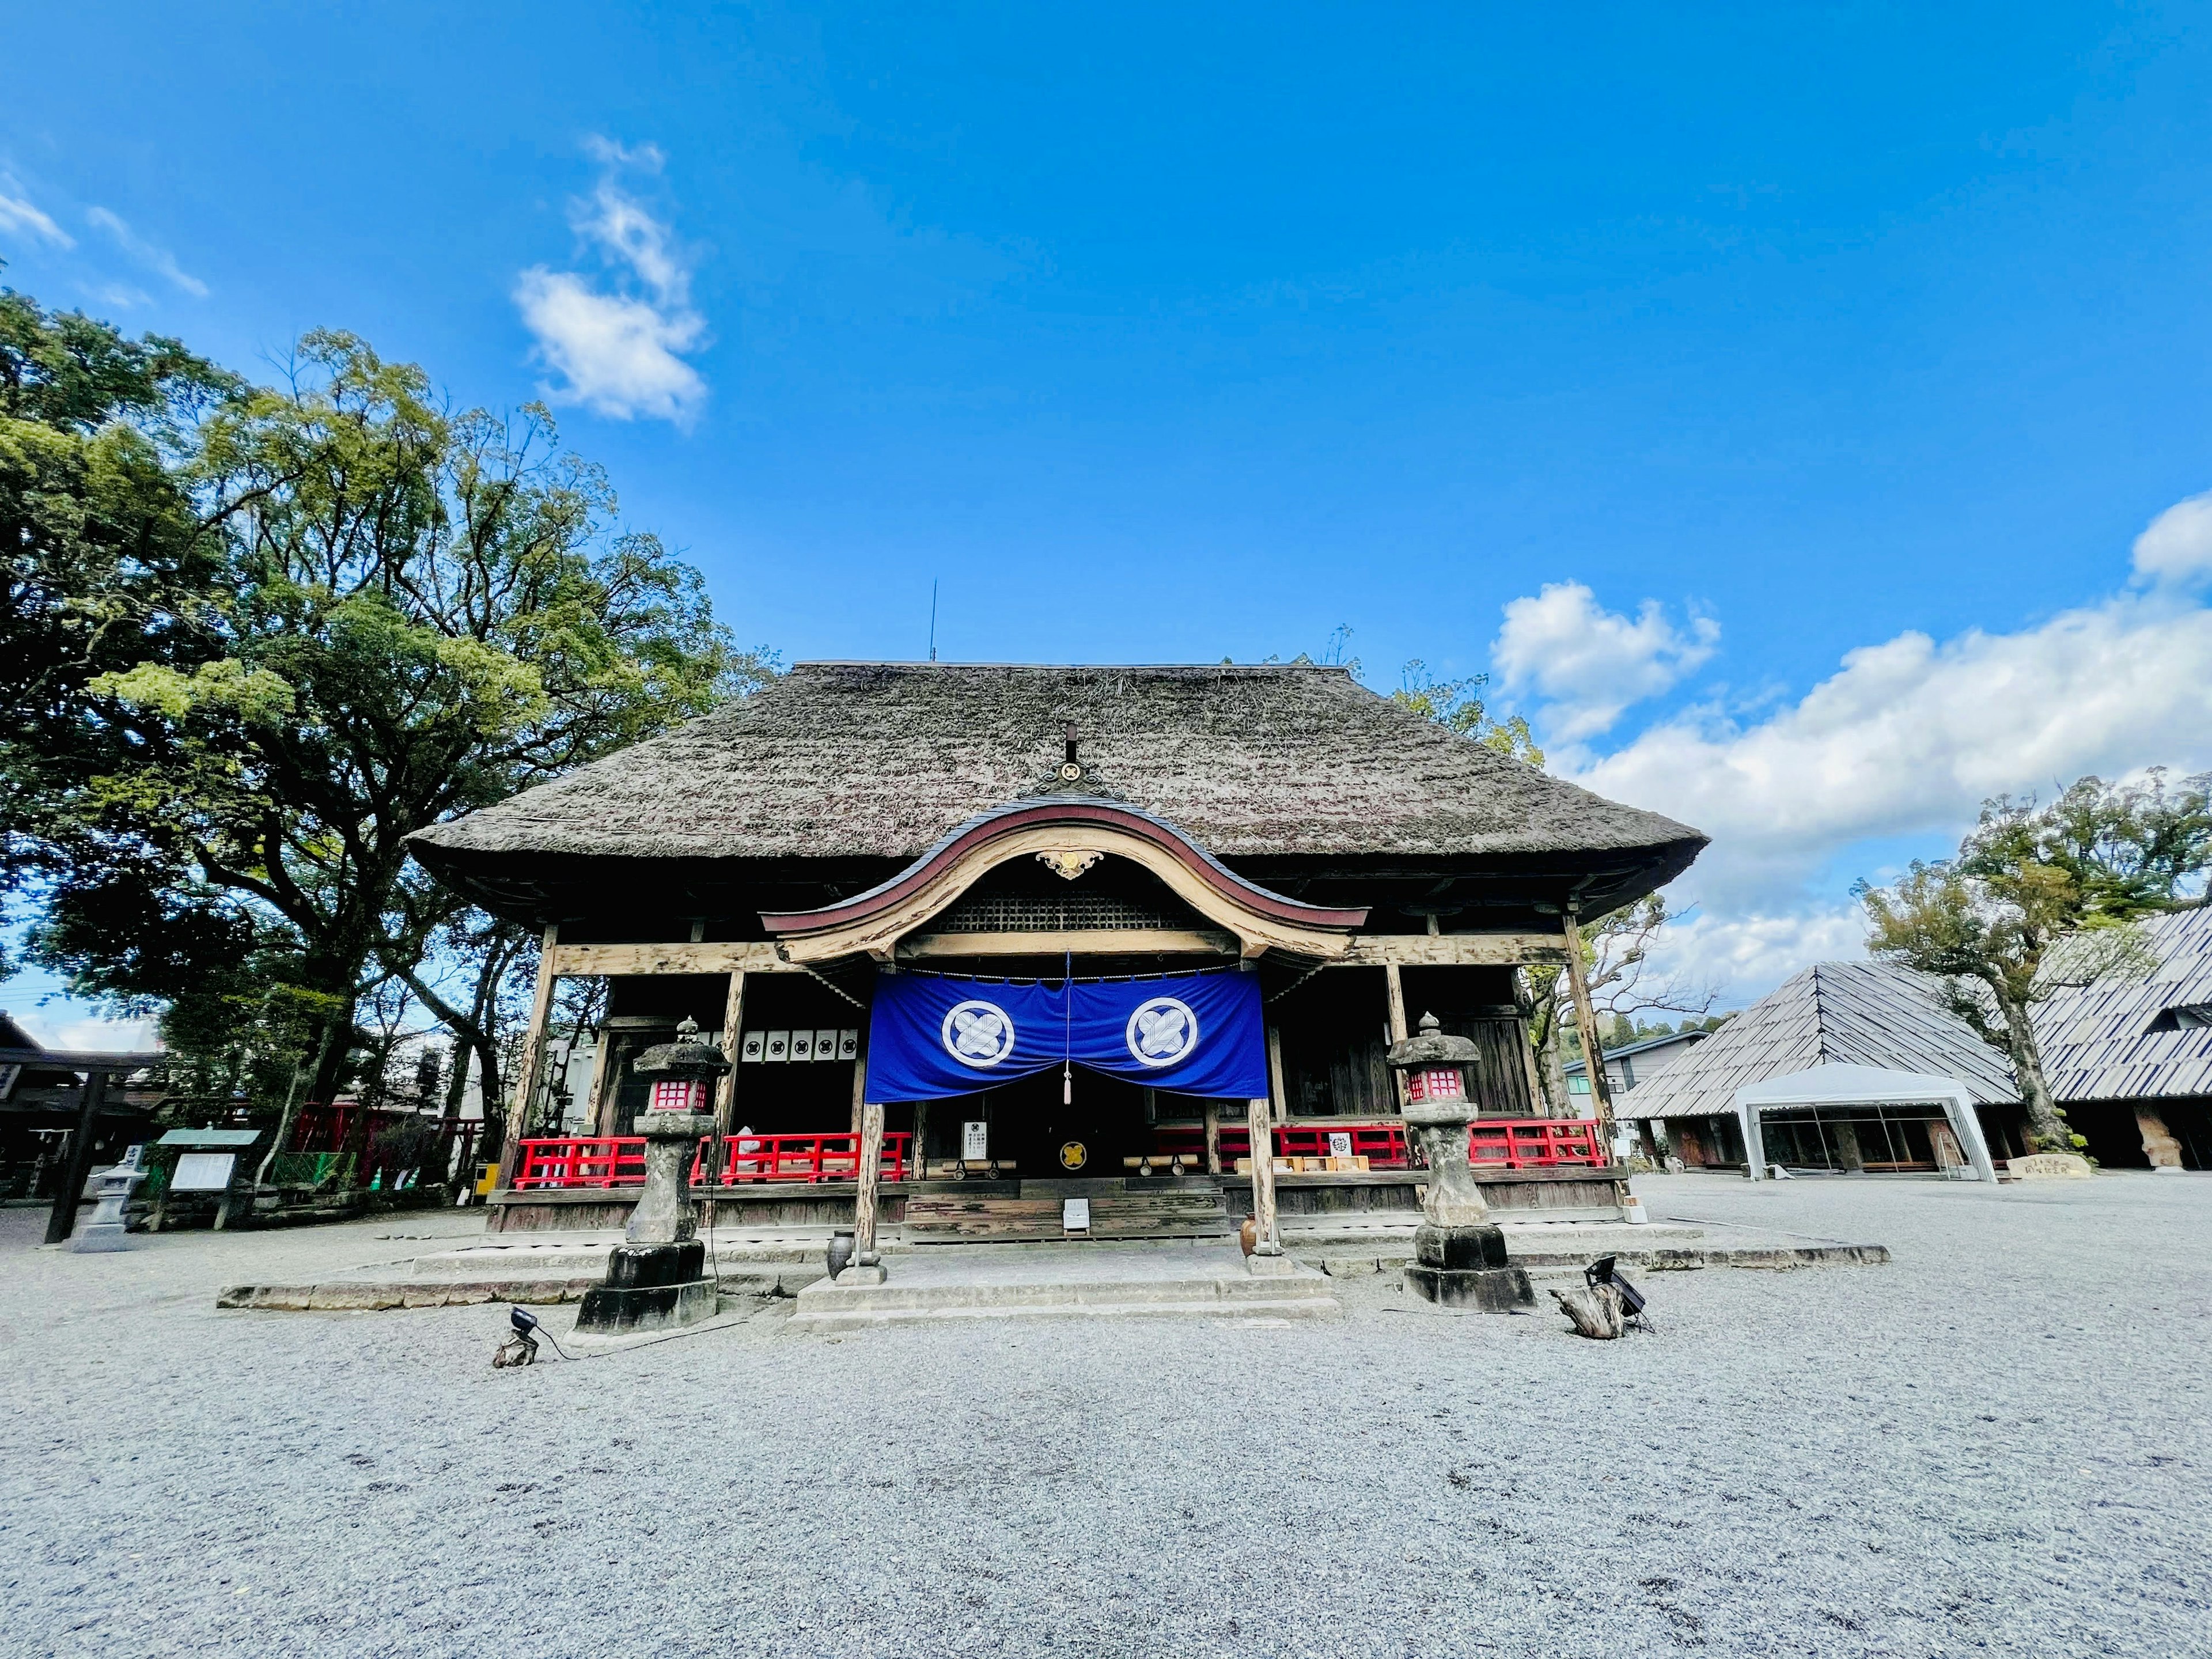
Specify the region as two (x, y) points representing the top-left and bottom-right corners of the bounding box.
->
(407, 662), (1706, 872)
(2033, 907), (2212, 1103)
(1615, 961), (2020, 1121)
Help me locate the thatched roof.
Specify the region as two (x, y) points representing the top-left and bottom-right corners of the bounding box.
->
(408, 664), (1704, 882)
(1616, 961), (2020, 1122)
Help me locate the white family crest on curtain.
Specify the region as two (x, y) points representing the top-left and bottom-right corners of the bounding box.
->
(1125, 997), (1200, 1067)
(941, 1000), (1018, 1067)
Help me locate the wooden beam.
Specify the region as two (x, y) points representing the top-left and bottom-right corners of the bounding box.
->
(1337, 933), (1569, 968)
(495, 925), (560, 1192)
(547, 941), (791, 977)
(897, 928), (1236, 959)
(1247, 1090), (1281, 1253)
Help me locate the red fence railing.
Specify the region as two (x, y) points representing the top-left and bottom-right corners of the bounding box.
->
(1152, 1118), (1609, 1172)
(508, 1120), (1601, 1192)
(512, 1131), (911, 1191)
(698, 1132), (911, 1187)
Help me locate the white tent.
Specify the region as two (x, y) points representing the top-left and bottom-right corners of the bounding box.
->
(1736, 1061), (1999, 1184)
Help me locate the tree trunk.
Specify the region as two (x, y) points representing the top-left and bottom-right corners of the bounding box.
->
(1987, 975), (2069, 1151)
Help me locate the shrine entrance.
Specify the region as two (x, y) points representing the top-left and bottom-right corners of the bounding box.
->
(983, 1067), (1150, 1179)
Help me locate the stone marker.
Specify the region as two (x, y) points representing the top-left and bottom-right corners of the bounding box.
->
(1387, 1014), (1534, 1312)
(72, 1145), (147, 1253)
(2008, 1153), (2094, 1180)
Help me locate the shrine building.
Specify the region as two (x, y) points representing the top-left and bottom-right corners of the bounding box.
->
(405, 662), (1706, 1242)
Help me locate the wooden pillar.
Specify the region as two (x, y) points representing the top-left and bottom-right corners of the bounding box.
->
(1383, 963), (1411, 1111)
(1266, 1024), (1290, 1124)
(43, 1069), (108, 1247)
(1247, 1088), (1281, 1252)
(1518, 1013), (1548, 1118)
(703, 969), (747, 1231)
(1559, 910), (1615, 1150)
(1203, 1101), (1222, 1176)
(588, 1028), (619, 1136)
(853, 1096), (885, 1266)
(911, 1099), (931, 1179)
(494, 924), (560, 1193)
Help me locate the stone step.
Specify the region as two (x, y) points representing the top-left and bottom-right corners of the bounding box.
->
(902, 1191), (1233, 1244)
(791, 1260), (1339, 1328)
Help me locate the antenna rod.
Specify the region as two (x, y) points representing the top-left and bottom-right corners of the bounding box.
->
(929, 579), (938, 663)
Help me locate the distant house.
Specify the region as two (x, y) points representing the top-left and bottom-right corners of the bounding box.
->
(1563, 1027), (1710, 1105)
(1609, 962), (2023, 1176)
(2032, 907), (2212, 1169)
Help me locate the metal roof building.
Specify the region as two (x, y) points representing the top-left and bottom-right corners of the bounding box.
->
(1612, 961), (2020, 1124)
(2034, 907), (2212, 1105)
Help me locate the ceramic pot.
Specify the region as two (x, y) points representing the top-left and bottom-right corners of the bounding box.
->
(1238, 1217), (1257, 1257)
(827, 1229), (857, 1279)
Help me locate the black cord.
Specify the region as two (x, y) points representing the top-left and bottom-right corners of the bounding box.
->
(504, 1299), (768, 1365)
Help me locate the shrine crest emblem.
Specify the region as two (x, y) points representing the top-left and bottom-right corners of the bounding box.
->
(941, 1000), (1017, 1068)
(1124, 996), (1200, 1068)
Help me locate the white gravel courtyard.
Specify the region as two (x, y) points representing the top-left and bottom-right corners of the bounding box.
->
(2, 1172), (2206, 1658)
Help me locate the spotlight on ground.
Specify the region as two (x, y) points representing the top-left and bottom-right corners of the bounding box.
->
(494, 1305), (541, 1368)
(1584, 1255), (1653, 1331)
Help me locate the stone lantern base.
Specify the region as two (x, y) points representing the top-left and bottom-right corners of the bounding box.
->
(577, 1238), (717, 1333)
(1404, 1222), (1535, 1312)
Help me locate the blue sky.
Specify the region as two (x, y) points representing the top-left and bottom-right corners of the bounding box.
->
(7, 2), (2212, 1038)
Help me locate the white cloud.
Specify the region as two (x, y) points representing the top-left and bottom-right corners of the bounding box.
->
(1492, 581), (1718, 739)
(515, 138), (707, 425)
(0, 183), (73, 248)
(514, 269), (707, 422)
(84, 206), (207, 297)
(10, 1009), (161, 1052)
(1550, 491), (2212, 1005)
(2132, 491), (2212, 589)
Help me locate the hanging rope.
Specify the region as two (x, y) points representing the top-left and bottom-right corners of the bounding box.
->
(797, 964), (869, 1009)
(1265, 960), (1331, 1004)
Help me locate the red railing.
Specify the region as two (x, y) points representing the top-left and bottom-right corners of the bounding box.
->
(1153, 1118), (1607, 1171)
(696, 1132), (911, 1187)
(513, 1137), (647, 1190)
(1466, 1118), (1605, 1168)
(512, 1131), (910, 1191)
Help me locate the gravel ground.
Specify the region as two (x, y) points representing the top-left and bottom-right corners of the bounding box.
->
(2, 1173), (2207, 1658)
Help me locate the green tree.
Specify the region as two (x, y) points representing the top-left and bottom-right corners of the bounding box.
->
(1855, 774), (2203, 1152)
(24, 328), (771, 1156)
(1391, 659), (1546, 768)
(0, 282), (241, 977)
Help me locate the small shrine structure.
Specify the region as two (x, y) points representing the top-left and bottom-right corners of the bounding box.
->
(405, 662), (1705, 1245)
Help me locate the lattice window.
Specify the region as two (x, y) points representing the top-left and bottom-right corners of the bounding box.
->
(933, 891), (1181, 933)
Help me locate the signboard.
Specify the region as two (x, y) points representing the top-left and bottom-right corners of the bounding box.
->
(790, 1029), (815, 1063)
(836, 1028), (860, 1060)
(172, 1152), (237, 1192)
(962, 1120), (989, 1159)
(813, 1028), (839, 1064)
(764, 1030), (790, 1062)
(1327, 1131), (1353, 1159)
(740, 1031), (765, 1063)
(1062, 1197), (1090, 1233)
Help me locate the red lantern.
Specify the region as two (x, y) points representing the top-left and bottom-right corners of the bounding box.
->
(647, 1078), (711, 1113)
(1404, 1066), (1463, 1104)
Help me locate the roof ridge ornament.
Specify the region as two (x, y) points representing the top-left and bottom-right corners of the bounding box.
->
(1036, 849), (1103, 881)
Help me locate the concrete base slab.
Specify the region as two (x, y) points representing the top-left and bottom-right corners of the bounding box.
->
(789, 1241), (1339, 1328)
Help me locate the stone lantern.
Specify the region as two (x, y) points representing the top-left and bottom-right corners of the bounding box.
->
(575, 1016), (725, 1334)
(1387, 1012), (1533, 1312)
